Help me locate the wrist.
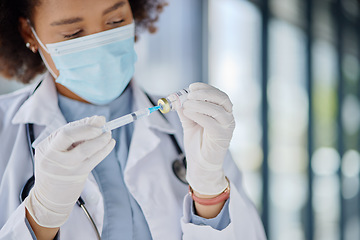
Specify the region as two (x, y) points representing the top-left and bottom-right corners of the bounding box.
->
(186, 171), (228, 196)
(189, 178), (230, 219)
(26, 208), (60, 240)
(193, 191), (222, 199)
(25, 189), (72, 228)
(186, 167), (228, 195)
(189, 177), (230, 206)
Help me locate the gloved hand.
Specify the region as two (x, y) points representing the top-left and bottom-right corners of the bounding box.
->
(25, 116), (115, 228)
(177, 83), (235, 195)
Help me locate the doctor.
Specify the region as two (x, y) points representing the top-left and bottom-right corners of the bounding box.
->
(0, 0), (266, 239)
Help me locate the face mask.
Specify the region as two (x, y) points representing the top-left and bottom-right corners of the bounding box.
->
(31, 22), (137, 105)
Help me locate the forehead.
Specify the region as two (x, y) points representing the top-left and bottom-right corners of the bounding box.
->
(32, 0), (130, 23)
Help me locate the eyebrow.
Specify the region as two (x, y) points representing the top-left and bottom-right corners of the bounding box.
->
(49, 1), (126, 27)
(103, 1), (126, 15)
(50, 17), (83, 26)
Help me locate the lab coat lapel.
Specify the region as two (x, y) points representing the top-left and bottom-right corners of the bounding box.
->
(9, 72), (104, 236)
(125, 82), (185, 239)
(11, 76), (184, 238)
(11, 72), (67, 147)
(125, 81), (176, 171)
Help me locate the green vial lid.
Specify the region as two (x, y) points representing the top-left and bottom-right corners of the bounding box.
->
(158, 98), (171, 114)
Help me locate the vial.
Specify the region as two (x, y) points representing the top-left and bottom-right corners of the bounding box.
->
(158, 88), (190, 114)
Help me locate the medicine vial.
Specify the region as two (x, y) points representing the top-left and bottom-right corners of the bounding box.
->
(158, 88), (190, 114)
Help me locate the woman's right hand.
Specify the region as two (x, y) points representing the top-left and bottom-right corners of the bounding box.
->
(25, 115), (115, 228)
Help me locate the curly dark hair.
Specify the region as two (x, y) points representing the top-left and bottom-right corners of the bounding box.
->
(0, 0), (167, 83)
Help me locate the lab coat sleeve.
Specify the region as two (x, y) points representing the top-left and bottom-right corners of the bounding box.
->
(0, 202), (61, 240)
(181, 182), (267, 240)
(0, 202), (36, 240)
(24, 217), (37, 240)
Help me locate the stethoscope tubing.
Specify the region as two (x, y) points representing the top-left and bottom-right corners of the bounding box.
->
(23, 123), (102, 239)
(19, 82), (187, 239)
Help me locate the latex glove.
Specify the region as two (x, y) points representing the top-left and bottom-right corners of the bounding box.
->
(177, 83), (235, 195)
(25, 116), (115, 228)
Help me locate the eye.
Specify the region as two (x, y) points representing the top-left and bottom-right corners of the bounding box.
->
(108, 19), (125, 25)
(63, 30), (83, 39)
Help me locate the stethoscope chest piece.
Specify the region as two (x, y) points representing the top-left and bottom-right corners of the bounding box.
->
(172, 153), (188, 184)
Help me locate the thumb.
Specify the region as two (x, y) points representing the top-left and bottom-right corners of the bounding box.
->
(51, 116), (105, 151)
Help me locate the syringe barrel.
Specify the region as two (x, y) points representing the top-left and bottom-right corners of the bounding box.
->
(158, 88), (190, 114)
(133, 108), (150, 119)
(102, 114), (134, 132)
(102, 108), (151, 132)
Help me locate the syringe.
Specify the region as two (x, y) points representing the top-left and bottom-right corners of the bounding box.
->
(102, 105), (162, 132)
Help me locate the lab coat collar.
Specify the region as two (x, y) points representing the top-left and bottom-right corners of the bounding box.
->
(12, 72), (67, 147)
(12, 72), (66, 128)
(12, 72), (63, 126)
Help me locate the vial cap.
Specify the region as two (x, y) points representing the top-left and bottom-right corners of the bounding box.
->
(158, 98), (171, 114)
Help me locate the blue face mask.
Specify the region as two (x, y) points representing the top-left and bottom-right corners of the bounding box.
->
(31, 22), (137, 105)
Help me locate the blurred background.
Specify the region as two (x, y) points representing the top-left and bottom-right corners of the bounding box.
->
(1, 0), (359, 239)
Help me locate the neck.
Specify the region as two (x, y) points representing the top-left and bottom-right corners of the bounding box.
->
(55, 82), (90, 104)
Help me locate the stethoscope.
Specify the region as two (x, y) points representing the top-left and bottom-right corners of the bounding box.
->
(19, 82), (187, 239)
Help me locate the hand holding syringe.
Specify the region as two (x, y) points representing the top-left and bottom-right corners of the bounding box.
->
(102, 88), (190, 132)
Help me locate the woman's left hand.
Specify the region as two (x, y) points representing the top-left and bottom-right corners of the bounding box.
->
(177, 82), (235, 196)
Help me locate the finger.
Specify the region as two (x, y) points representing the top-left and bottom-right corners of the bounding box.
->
(183, 109), (218, 130)
(176, 107), (197, 129)
(182, 108), (235, 146)
(189, 82), (216, 91)
(182, 104), (235, 132)
(183, 100), (234, 126)
(88, 115), (107, 127)
(51, 116), (105, 151)
(86, 139), (116, 171)
(36, 133), (113, 172)
(188, 83), (233, 113)
(70, 132), (113, 160)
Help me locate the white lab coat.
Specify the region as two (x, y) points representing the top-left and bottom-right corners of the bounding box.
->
(0, 73), (266, 240)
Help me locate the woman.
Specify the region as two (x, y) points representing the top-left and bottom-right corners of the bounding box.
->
(0, 0), (266, 239)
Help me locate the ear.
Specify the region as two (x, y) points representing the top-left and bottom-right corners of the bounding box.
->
(18, 17), (38, 52)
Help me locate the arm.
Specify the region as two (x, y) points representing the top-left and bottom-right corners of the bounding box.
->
(25, 209), (59, 240)
(192, 191), (226, 219)
(181, 182), (267, 240)
(178, 83), (266, 239)
(177, 83), (235, 218)
(24, 116), (114, 237)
